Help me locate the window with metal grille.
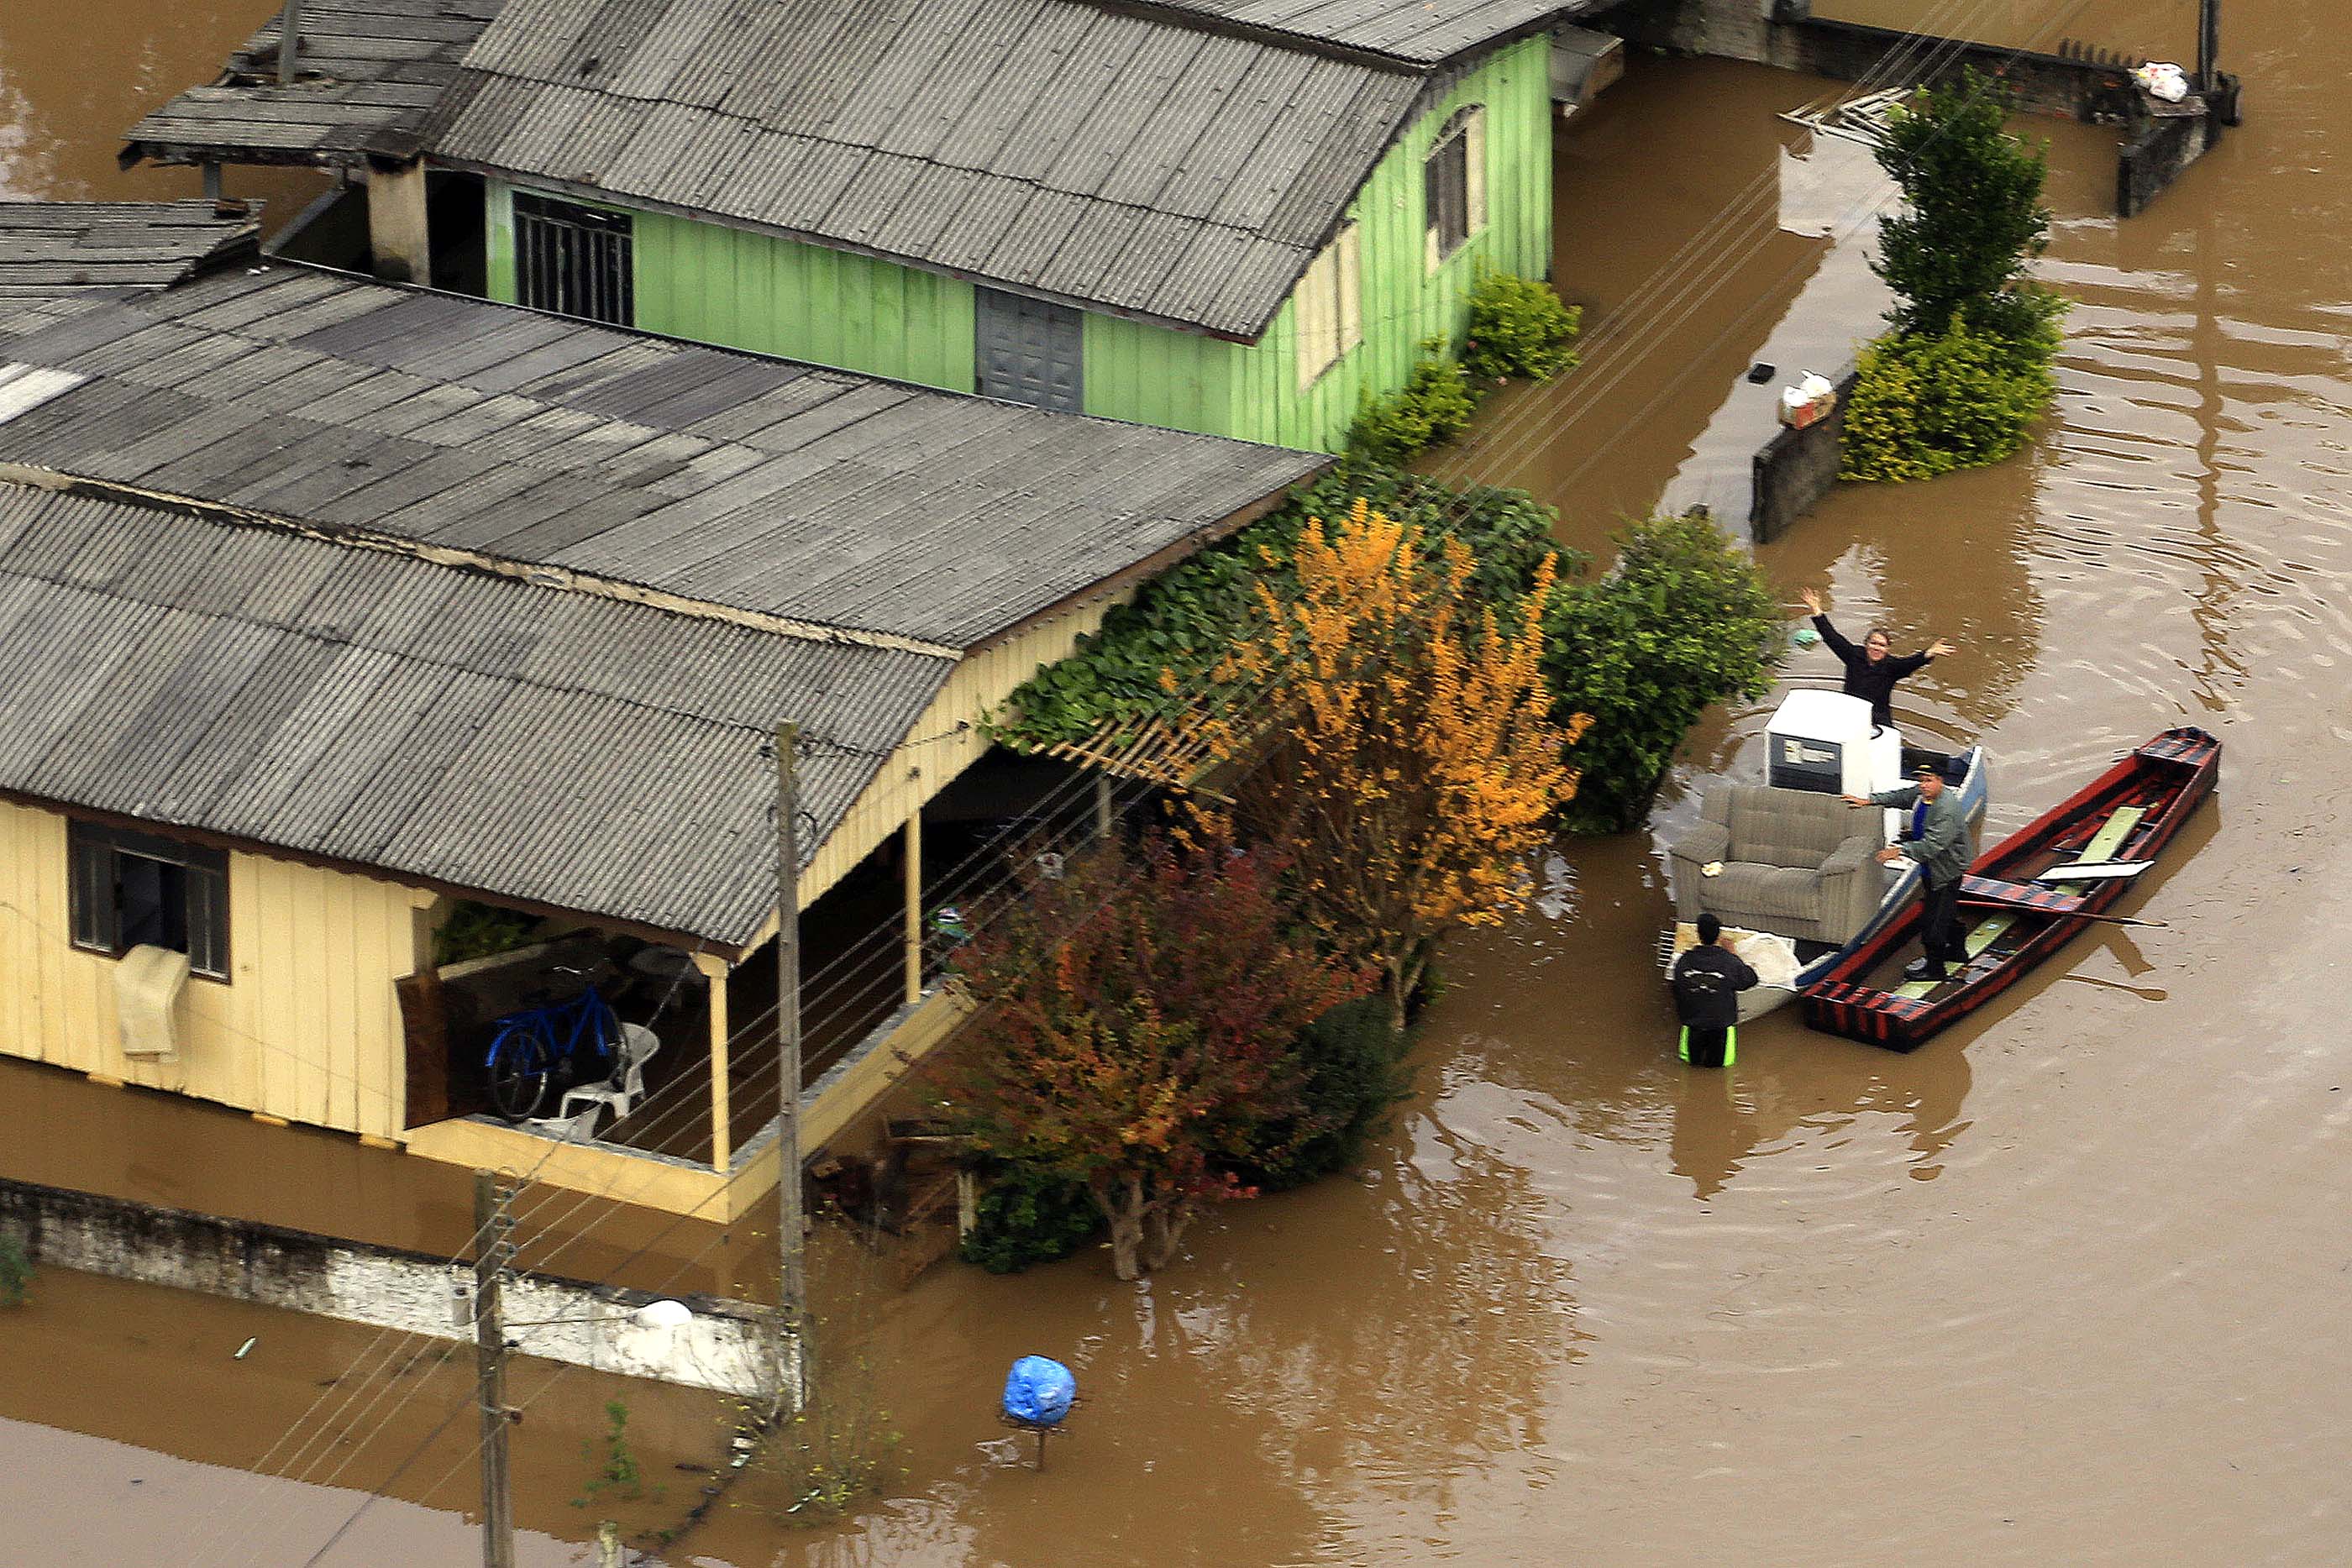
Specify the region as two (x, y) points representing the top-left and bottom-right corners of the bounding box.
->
(514, 192), (634, 326)
(1425, 107), (1487, 270)
(69, 820), (230, 981)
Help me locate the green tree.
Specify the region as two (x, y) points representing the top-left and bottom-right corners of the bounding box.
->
(1871, 69), (2064, 343)
(1544, 513), (1782, 834)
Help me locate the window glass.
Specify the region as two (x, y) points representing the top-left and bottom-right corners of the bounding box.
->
(67, 821), (230, 981)
(1425, 107), (1485, 267)
(1295, 223), (1362, 389)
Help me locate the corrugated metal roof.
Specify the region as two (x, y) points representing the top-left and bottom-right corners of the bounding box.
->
(424, 0), (1433, 338)
(0, 264), (1326, 651)
(0, 481), (950, 945)
(0, 202), (263, 299)
(121, 0), (507, 170)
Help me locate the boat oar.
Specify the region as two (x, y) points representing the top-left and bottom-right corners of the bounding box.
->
(1957, 898), (2168, 930)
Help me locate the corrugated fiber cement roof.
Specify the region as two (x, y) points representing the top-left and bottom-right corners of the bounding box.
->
(0, 481), (949, 946)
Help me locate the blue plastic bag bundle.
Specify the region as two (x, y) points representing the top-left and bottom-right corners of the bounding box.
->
(1001, 1355), (1076, 1427)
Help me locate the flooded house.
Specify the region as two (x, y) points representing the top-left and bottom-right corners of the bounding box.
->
(119, 0), (1599, 452)
(0, 230), (1321, 1216)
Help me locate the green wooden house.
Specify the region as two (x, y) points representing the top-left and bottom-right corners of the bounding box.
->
(426, 0), (1574, 453)
(119, 0), (1578, 454)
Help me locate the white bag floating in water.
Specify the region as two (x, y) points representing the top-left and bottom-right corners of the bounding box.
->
(2132, 63), (2190, 102)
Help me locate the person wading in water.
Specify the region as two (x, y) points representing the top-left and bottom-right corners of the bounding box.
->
(1847, 762), (1972, 983)
(1801, 587), (1955, 729)
(1670, 913), (1758, 1068)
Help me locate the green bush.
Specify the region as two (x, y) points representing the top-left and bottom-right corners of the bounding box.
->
(1346, 340), (1478, 462)
(1240, 998), (1411, 1192)
(958, 1160), (1101, 1273)
(1462, 271), (1583, 382)
(991, 459), (1572, 752)
(431, 899), (540, 968)
(1544, 512), (1783, 834)
(1840, 313), (2058, 483)
(0, 1233), (32, 1308)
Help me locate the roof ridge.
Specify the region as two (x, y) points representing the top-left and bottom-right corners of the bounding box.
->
(0, 462), (964, 660)
(1057, 0), (1430, 71)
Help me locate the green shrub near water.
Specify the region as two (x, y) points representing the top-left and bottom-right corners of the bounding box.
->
(1346, 340), (1479, 463)
(0, 1233), (32, 1308)
(958, 1159), (1102, 1273)
(1844, 69), (2069, 485)
(1543, 511), (1784, 835)
(1840, 312), (2059, 482)
(1237, 998), (1412, 1193)
(1462, 271), (1583, 382)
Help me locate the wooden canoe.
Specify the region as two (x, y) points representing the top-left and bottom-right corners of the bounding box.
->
(1800, 727), (2219, 1051)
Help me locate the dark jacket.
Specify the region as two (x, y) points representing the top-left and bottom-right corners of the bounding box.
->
(1671, 942), (1760, 1030)
(1870, 782), (1971, 888)
(1814, 615), (1930, 728)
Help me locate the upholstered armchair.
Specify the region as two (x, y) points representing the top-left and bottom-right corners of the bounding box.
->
(1669, 785), (1887, 946)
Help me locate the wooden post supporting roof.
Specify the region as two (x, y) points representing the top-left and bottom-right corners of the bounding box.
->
(697, 951), (731, 1171)
(901, 794), (922, 1007)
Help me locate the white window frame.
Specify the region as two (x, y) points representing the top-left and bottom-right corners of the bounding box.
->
(1294, 221), (1363, 390)
(1424, 105), (1488, 272)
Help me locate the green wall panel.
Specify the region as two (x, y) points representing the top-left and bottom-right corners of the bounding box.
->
(485, 184), (977, 393)
(1084, 33), (1555, 453)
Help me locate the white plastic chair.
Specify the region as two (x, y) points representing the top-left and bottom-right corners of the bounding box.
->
(557, 1022), (660, 1130)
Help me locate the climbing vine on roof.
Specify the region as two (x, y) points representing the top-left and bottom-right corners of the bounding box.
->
(990, 459), (1571, 753)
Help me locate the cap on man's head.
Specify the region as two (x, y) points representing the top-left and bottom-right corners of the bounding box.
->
(1914, 761), (1941, 777)
(1697, 912), (1722, 944)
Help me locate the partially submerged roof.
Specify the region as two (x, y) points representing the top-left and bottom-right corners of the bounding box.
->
(0, 264), (1323, 651)
(0, 202), (262, 300)
(122, 0), (505, 169)
(0, 480), (944, 946)
(425, 0), (1431, 338)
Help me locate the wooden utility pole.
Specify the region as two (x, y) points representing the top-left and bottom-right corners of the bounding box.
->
(472, 1172), (516, 1568)
(774, 724), (806, 1410)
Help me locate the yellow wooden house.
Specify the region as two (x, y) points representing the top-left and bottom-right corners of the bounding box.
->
(0, 254), (1320, 1217)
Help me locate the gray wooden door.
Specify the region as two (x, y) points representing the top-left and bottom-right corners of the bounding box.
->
(975, 287), (1083, 412)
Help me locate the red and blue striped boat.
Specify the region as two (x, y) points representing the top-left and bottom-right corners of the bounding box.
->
(1800, 727), (2219, 1051)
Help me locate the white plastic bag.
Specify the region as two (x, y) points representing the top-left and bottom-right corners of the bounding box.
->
(1777, 370), (1838, 429)
(2132, 62), (2190, 103)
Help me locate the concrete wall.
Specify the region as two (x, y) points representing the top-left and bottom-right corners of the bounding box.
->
(1750, 367), (1861, 543)
(2118, 102), (2223, 218)
(0, 1175), (780, 1398)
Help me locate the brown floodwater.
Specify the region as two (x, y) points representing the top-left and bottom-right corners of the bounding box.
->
(4, 2), (2350, 1564)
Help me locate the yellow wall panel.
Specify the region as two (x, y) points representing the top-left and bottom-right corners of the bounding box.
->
(0, 800), (421, 1141)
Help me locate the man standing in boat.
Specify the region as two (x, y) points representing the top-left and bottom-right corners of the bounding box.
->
(1670, 913), (1759, 1067)
(1800, 588), (1955, 729)
(1846, 763), (1971, 983)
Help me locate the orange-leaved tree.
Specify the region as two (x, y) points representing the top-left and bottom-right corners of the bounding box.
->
(937, 834), (1370, 1280)
(1194, 499), (1586, 1030)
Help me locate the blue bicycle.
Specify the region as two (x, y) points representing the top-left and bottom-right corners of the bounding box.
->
(485, 974), (621, 1121)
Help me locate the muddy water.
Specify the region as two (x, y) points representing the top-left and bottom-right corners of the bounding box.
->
(5, 3), (2351, 1565)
